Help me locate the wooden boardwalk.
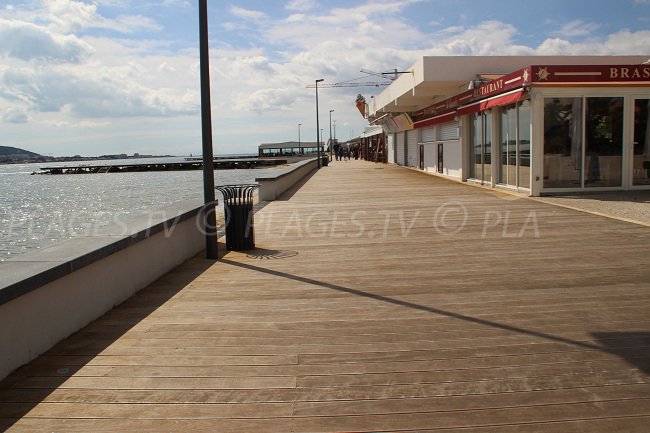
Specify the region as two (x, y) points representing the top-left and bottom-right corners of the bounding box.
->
(1, 160), (649, 432)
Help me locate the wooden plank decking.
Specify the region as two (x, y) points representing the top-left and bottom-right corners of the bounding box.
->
(1, 160), (649, 432)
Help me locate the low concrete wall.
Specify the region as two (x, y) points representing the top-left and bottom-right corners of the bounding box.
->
(256, 158), (318, 201)
(0, 200), (206, 381)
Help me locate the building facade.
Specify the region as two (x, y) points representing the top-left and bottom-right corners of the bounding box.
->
(369, 56), (650, 196)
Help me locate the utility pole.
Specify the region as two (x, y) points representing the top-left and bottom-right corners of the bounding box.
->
(315, 78), (324, 168)
(329, 109), (334, 161)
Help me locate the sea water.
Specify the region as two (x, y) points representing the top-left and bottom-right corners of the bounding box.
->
(0, 158), (278, 260)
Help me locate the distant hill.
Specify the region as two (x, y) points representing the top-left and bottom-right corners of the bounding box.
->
(0, 146), (41, 161)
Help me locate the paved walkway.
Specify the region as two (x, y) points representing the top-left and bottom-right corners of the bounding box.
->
(533, 190), (650, 226)
(1, 160), (649, 432)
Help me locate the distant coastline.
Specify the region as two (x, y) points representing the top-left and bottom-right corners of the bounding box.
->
(0, 146), (175, 165)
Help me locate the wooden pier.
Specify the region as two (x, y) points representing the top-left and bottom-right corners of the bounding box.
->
(1, 160), (649, 432)
(36, 158), (287, 174)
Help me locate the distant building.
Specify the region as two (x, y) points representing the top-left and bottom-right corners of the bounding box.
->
(258, 141), (320, 157)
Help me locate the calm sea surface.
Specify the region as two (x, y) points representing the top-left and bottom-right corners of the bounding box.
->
(0, 157), (277, 261)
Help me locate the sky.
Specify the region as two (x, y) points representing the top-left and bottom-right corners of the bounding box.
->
(0, 0), (649, 157)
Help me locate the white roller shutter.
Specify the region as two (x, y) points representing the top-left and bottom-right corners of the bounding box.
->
(439, 121), (459, 140)
(406, 129), (418, 167)
(395, 132), (405, 166)
(421, 126), (436, 142)
(386, 134), (395, 164)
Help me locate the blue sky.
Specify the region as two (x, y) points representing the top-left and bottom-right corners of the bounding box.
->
(1, 0), (649, 156)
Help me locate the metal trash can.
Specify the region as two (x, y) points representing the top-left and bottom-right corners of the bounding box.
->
(216, 184), (259, 251)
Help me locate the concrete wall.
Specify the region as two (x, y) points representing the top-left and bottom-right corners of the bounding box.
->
(256, 158), (318, 201)
(0, 201), (206, 381)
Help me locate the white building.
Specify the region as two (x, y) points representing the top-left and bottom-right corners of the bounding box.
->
(369, 56), (650, 196)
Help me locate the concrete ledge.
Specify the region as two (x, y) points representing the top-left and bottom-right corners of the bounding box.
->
(256, 158), (318, 201)
(0, 200), (207, 381)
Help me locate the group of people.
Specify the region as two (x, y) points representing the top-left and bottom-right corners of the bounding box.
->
(333, 143), (360, 161)
(334, 143), (350, 161)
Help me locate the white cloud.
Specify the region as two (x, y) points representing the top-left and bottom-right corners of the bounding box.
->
(229, 5), (267, 21)
(43, 0), (100, 32)
(222, 22), (246, 31)
(553, 20), (601, 38)
(38, 0), (162, 34)
(0, 18), (93, 63)
(42, 119), (111, 128)
(285, 0), (318, 11)
(427, 21), (534, 55)
(0, 38), (200, 121)
(3, 108), (29, 124)
(537, 29), (650, 55)
(162, 0), (192, 7)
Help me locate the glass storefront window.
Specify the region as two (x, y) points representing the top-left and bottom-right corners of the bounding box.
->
(584, 97), (623, 187)
(543, 98), (583, 189)
(484, 111), (492, 183)
(518, 100), (531, 189)
(498, 101), (531, 189)
(544, 96), (626, 189)
(470, 111), (491, 183)
(633, 99), (650, 185)
(499, 104), (517, 186)
(470, 112), (481, 180)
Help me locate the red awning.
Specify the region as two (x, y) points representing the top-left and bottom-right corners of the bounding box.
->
(413, 111), (456, 128)
(457, 89), (526, 116)
(456, 102), (480, 116)
(481, 89), (525, 110)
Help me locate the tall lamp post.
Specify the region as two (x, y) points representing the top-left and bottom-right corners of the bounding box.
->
(298, 123), (302, 155)
(329, 109), (334, 161)
(315, 78), (324, 168)
(199, 0), (218, 260)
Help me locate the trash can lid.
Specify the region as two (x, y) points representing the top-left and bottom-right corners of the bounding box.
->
(216, 184), (259, 201)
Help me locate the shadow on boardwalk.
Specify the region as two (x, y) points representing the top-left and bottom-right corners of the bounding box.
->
(0, 256), (217, 431)
(222, 258), (650, 374)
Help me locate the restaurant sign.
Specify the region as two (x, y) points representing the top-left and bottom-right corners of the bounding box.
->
(531, 65), (650, 83)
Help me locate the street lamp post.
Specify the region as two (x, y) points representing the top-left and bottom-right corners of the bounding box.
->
(298, 123), (302, 155)
(199, 0), (218, 260)
(329, 109), (334, 161)
(315, 78), (324, 168)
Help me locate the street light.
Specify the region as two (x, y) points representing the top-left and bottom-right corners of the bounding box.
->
(315, 78), (324, 168)
(329, 109), (334, 161)
(199, 0), (217, 260)
(298, 123), (302, 155)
